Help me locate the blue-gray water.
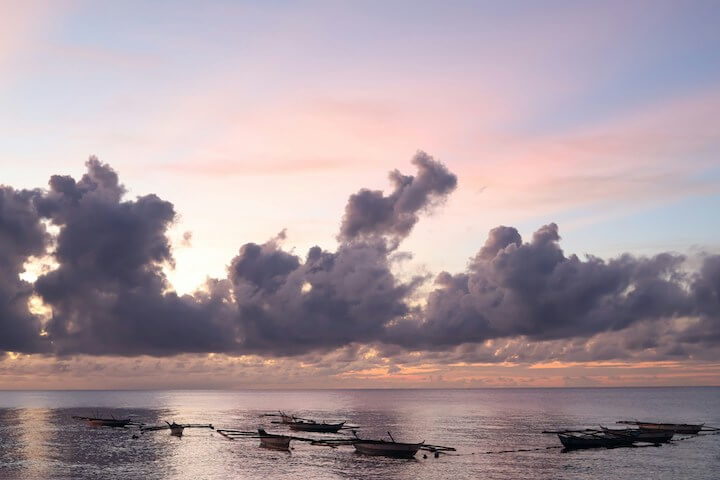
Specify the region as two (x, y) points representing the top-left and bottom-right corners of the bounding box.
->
(0, 388), (718, 479)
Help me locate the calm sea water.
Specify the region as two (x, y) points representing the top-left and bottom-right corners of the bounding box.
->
(0, 388), (718, 479)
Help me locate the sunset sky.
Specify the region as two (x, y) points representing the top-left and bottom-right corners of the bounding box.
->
(1, 0), (720, 388)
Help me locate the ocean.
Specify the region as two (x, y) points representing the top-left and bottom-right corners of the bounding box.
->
(0, 388), (718, 479)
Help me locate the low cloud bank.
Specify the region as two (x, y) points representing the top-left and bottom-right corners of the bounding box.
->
(0, 153), (718, 364)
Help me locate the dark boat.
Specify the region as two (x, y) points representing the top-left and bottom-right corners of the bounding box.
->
(557, 431), (635, 450)
(287, 420), (345, 433)
(278, 412), (295, 424)
(352, 432), (423, 458)
(141, 421), (214, 437)
(167, 421), (185, 436)
(601, 427), (674, 443)
(258, 428), (292, 451)
(72, 415), (132, 428)
(618, 421), (703, 434)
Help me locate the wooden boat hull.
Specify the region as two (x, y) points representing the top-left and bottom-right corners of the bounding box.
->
(259, 435), (291, 451)
(602, 428), (674, 443)
(636, 423), (702, 434)
(288, 422), (344, 433)
(353, 441), (422, 458)
(87, 419), (131, 428)
(558, 433), (633, 450)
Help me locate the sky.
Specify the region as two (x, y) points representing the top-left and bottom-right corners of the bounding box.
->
(1, 0), (720, 389)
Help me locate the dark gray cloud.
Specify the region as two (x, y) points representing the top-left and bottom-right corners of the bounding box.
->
(231, 239), (421, 355)
(3, 155), (441, 356)
(0, 186), (49, 352)
(1, 154), (719, 365)
(681, 255), (720, 345)
(386, 223), (695, 349)
(33, 157), (238, 356)
(339, 151), (457, 245)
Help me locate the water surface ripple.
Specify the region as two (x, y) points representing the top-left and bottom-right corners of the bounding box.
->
(0, 388), (718, 479)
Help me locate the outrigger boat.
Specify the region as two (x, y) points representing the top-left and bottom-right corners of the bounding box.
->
(288, 419), (345, 433)
(266, 412), (347, 432)
(617, 421), (703, 434)
(600, 426), (674, 443)
(141, 421), (214, 437)
(555, 431), (635, 450)
(219, 427), (454, 458)
(217, 428), (316, 452)
(351, 431), (423, 458)
(72, 414), (133, 428)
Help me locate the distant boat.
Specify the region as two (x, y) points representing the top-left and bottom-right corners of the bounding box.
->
(557, 431), (634, 450)
(278, 412), (295, 424)
(141, 421), (214, 436)
(258, 428), (292, 451)
(287, 419), (345, 433)
(352, 432), (423, 458)
(167, 421), (185, 436)
(617, 421), (703, 434)
(600, 427), (674, 443)
(72, 415), (132, 428)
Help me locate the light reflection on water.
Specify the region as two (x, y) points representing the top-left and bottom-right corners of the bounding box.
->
(0, 388), (718, 479)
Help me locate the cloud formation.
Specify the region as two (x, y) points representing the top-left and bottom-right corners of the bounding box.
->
(339, 151), (457, 245)
(33, 157), (237, 355)
(0, 153), (718, 367)
(231, 238), (421, 355)
(0, 186), (48, 352)
(386, 223), (694, 348)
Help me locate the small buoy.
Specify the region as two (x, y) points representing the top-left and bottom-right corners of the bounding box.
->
(423, 454), (427, 459)
(434, 451), (439, 458)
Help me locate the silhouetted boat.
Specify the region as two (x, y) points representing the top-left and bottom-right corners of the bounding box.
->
(72, 415), (132, 428)
(601, 427), (674, 443)
(168, 421), (185, 436)
(258, 428), (291, 451)
(352, 432), (423, 458)
(287, 420), (345, 433)
(618, 421), (703, 434)
(141, 421), (214, 436)
(557, 431), (635, 450)
(278, 412), (295, 424)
